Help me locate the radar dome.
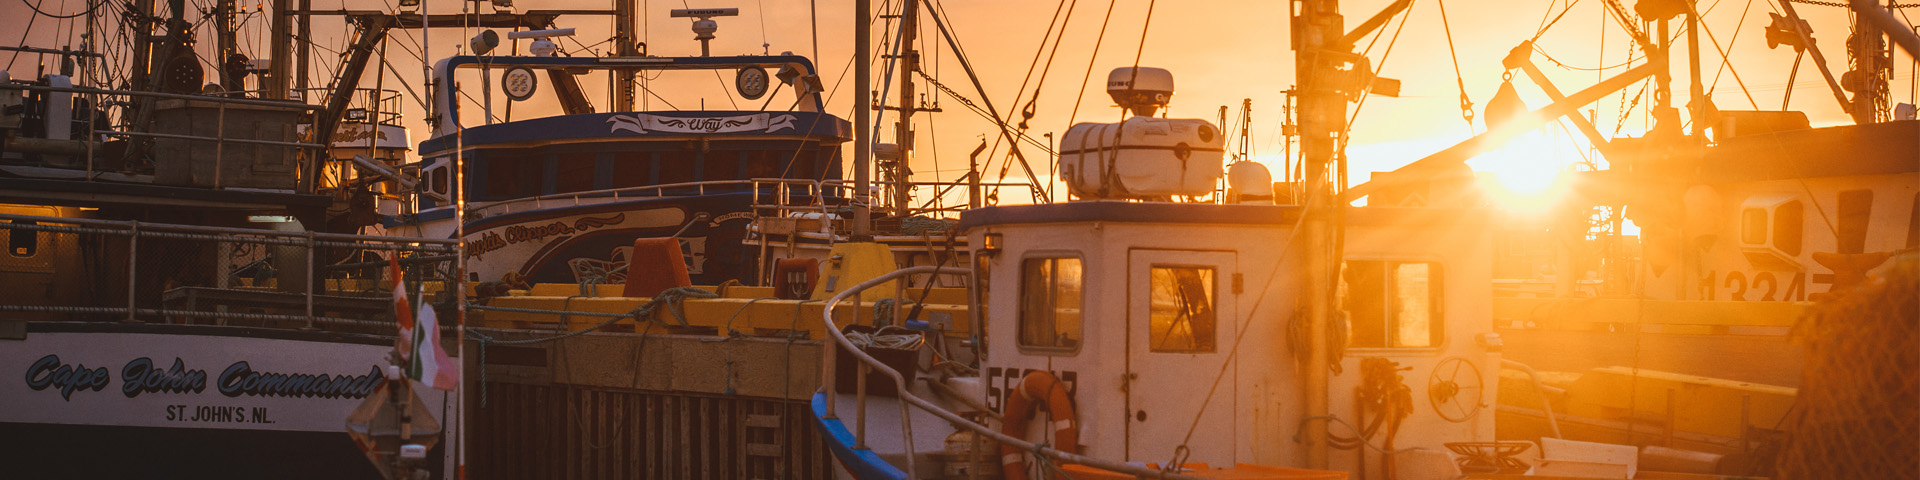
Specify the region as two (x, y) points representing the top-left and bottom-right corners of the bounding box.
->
(1107, 67), (1174, 117)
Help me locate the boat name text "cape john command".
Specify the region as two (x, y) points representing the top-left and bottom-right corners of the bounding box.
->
(23, 354), (384, 401)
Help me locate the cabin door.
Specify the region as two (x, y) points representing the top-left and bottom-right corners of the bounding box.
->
(1125, 249), (1238, 466)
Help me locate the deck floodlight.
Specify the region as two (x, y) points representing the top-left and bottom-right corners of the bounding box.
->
(470, 30), (500, 56)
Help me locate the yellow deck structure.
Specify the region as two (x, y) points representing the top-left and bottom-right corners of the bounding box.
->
(469, 242), (973, 340)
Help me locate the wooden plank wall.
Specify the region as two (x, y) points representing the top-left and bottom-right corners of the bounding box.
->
(470, 382), (837, 479)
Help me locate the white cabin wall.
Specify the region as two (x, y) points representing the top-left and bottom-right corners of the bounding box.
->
(1104, 222), (1301, 468)
(1327, 210), (1496, 478)
(975, 222), (1130, 460)
(1648, 173), (1920, 302)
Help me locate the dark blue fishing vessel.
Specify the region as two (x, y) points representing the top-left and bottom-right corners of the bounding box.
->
(385, 45), (850, 287)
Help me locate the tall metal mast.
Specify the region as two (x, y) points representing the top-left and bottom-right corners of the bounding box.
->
(613, 0), (638, 111)
(1290, 0), (1343, 469)
(886, 0), (938, 218)
(852, 0), (873, 239)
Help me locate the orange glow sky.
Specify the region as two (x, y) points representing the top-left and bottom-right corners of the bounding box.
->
(3, 0), (1906, 203)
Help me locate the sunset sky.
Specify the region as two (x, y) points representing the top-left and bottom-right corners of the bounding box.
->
(3, 0), (1908, 203)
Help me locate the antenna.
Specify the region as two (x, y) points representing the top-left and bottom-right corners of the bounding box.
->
(670, 8), (739, 57)
(507, 28), (576, 57)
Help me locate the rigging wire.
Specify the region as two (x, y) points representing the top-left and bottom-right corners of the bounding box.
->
(1686, 0), (1763, 110)
(1533, 0), (1583, 43)
(1066, 0), (1120, 127)
(1019, 0), (1080, 131)
(1436, 0), (1475, 134)
(923, 0), (1047, 201)
(981, 0), (1075, 197)
(867, 0), (912, 161)
(7, 13), (36, 69)
(1536, 45), (1645, 71)
(21, 0), (108, 19)
(1704, 0), (1758, 103)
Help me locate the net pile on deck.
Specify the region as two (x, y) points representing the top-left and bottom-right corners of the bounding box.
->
(1776, 253), (1918, 480)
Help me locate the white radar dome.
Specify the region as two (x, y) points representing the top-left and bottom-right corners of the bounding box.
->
(1107, 67), (1175, 117)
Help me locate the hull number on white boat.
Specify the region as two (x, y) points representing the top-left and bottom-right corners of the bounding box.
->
(984, 367), (1078, 413)
(1697, 270), (1809, 302)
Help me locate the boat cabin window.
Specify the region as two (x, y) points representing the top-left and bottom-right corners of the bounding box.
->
(1019, 256), (1083, 353)
(7, 220), (37, 257)
(1339, 260), (1443, 348)
(555, 153), (597, 193)
(1148, 266), (1217, 353)
(427, 165), (450, 197)
(657, 150), (697, 184)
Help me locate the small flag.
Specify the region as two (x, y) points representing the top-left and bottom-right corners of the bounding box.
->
(389, 254), (414, 358)
(410, 285), (459, 391)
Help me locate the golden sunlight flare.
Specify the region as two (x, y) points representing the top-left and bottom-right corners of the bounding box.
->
(1466, 130), (1582, 214)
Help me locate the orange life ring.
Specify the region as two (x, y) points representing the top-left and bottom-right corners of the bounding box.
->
(1000, 370), (1079, 480)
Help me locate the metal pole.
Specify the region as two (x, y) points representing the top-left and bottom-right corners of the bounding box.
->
(823, 301), (839, 419)
(126, 221), (139, 322)
(1854, 0), (1920, 61)
(1292, 0), (1344, 468)
(1687, 8), (1705, 135)
(1665, 387), (1676, 447)
(1740, 393), (1752, 456)
(893, 0), (919, 218)
(214, 101), (226, 188)
(852, 0), (873, 240)
(855, 361), (868, 449)
(306, 231), (317, 329)
(296, 0), (311, 95)
(269, 0), (290, 99)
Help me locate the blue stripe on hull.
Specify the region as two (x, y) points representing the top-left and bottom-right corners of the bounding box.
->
(810, 391), (907, 480)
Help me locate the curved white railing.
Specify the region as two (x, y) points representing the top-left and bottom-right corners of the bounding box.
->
(819, 265), (1210, 480)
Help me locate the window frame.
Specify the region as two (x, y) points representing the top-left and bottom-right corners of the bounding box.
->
(1145, 263), (1220, 353)
(1339, 258), (1447, 352)
(1016, 252), (1086, 356)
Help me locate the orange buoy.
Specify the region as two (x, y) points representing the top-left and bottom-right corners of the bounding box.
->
(621, 237), (691, 297)
(1000, 370), (1079, 480)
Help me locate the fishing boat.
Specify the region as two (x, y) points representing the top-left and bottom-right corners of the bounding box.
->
(804, 0), (1920, 479)
(0, 0), (476, 476)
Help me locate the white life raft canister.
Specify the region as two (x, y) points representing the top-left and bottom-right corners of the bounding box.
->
(1058, 116), (1226, 199)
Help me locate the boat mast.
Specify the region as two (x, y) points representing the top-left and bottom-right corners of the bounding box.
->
(215, 0), (238, 90)
(853, 0), (873, 240)
(613, 0), (638, 110)
(1290, 0), (1343, 469)
(268, 0), (289, 98)
(887, 0), (937, 219)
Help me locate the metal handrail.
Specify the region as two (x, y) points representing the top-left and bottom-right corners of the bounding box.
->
(0, 212), (459, 246)
(820, 266), (1211, 480)
(465, 178), (855, 218)
(1502, 359), (1565, 439)
(0, 212), (456, 329)
(464, 179), (759, 217)
(0, 84), (320, 110)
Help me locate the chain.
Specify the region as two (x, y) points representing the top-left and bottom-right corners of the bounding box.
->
(917, 69), (979, 112)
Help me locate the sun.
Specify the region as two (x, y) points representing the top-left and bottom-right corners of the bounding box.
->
(1464, 130), (1581, 214)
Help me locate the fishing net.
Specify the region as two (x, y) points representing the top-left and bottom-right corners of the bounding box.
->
(1775, 253), (1919, 480)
